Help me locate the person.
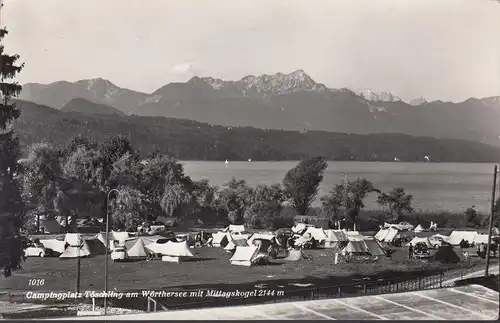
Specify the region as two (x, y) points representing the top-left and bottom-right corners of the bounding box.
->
(408, 243), (414, 260)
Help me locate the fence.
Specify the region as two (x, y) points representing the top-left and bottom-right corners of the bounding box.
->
(152, 271), (445, 311)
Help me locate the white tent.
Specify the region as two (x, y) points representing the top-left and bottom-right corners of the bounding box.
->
(379, 227), (399, 243)
(224, 225), (246, 233)
(448, 231), (478, 245)
(40, 239), (66, 254)
(295, 233), (313, 247)
(149, 241), (194, 263)
(95, 232), (130, 251)
(414, 224), (424, 233)
(60, 233), (91, 258)
(344, 231), (365, 242)
(324, 230), (348, 249)
(406, 237), (433, 248)
(493, 227), (500, 235)
(247, 233), (275, 246)
(303, 227), (328, 242)
(211, 232), (229, 247)
(473, 234), (490, 245)
(374, 229), (388, 241)
(123, 237), (149, 258)
(363, 237), (386, 257)
(343, 241), (371, 255)
(291, 223), (308, 234)
(230, 246), (267, 266)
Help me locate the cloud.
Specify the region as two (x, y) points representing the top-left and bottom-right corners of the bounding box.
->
(172, 62), (202, 76)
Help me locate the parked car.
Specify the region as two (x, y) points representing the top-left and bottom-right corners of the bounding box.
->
(110, 246), (127, 262)
(24, 243), (47, 257)
(397, 222), (415, 231)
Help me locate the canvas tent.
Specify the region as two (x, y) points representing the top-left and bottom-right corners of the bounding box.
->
(42, 219), (63, 234)
(414, 224), (424, 233)
(60, 233), (91, 258)
(343, 241), (371, 255)
(229, 246), (268, 266)
(147, 241), (193, 262)
(363, 237), (386, 256)
(375, 227), (399, 243)
(284, 249), (307, 261)
(95, 232), (130, 251)
(291, 223), (309, 235)
(473, 234), (490, 245)
(40, 239), (66, 254)
(324, 230), (348, 249)
(85, 238), (107, 255)
(294, 233), (313, 247)
(224, 225), (246, 233)
(303, 227), (328, 243)
(374, 229), (389, 241)
(123, 237), (149, 258)
(448, 231), (478, 245)
(211, 232), (229, 247)
(406, 237), (433, 248)
(434, 245), (460, 263)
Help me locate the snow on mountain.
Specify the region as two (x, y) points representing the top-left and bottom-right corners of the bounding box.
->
(359, 89), (402, 103)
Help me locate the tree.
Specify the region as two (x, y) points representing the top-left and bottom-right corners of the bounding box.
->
(109, 186), (145, 230)
(216, 177), (255, 224)
(282, 157), (328, 215)
(376, 187), (414, 223)
(244, 184), (286, 230)
(159, 161), (194, 219)
(321, 177), (378, 230)
(0, 28), (25, 277)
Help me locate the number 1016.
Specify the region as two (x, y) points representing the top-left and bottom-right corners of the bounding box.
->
(28, 279), (45, 286)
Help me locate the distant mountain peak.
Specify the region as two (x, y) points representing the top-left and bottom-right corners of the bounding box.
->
(359, 89), (401, 103)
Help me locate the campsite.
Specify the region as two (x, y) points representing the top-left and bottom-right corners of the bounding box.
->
(1, 223), (498, 301)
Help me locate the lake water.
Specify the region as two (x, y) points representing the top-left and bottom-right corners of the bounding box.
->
(182, 161), (499, 213)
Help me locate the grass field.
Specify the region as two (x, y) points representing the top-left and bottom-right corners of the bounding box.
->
(0, 244), (495, 299)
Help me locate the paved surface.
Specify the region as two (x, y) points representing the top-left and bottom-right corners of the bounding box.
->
(60, 284), (499, 320)
(440, 265), (499, 287)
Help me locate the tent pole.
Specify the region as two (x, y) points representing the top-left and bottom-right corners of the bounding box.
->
(485, 165), (497, 277)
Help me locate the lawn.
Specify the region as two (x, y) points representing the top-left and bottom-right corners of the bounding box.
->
(1, 244), (494, 299)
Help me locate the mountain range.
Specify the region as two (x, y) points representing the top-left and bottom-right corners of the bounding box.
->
(19, 70), (500, 146)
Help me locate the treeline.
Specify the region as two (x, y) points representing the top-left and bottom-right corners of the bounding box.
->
(19, 134), (500, 235)
(13, 100), (500, 162)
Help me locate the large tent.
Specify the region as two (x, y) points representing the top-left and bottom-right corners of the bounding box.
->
(374, 227), (399, 243)
(324, 230), (348, 249)
(211, 232), (229, 247)
(147, 241), (194, 262)
(448, 231), (478, 245)
(40, 238), (66, 254)
(342, 241), (371, 255)
(60, 233), (91, 258)
(95, 231), (131, 251)
(230, 246), (268, 266)
(406, 237), (433, 248)
(473, 234), (490, 245)
(363, 238), (386, 257)
(414, 224), (424, 233)
(291, 223), (309, 235)
(434, 245), (460, 263)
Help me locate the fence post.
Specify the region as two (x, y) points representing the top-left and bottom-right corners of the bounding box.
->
(364, 283), (367, 294)
(440, 273), (443, 288)
(338, 286), (341, 297)
(388, 280), (391, 293)
(418, 277), (421, 290)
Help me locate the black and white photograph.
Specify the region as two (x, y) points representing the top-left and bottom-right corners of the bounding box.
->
(0, 0), (499, 320)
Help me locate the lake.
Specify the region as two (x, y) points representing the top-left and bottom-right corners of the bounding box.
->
(182, 161), (499, 213)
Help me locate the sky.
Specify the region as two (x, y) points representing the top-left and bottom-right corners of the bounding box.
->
(2, 0), (500, 102)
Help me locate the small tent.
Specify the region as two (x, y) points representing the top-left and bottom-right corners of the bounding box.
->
(377, 227), (399, 243)
(434, 245), (460, 263)
(211, 232), (229, 247)
(229, 246), (268, 266)
(374, 229), (389, 241)
(363, 237), (386, 256)
(448, 231), (478, 246)
(473, 234), (490, 245)
(85, 238), (107, 255)
(303, 227), (328, 243)
(247, 233), (276, 246)
(95, 232), (130, 251)
(291, 223), (308, 235)
(224, 238), (249, 252)
(324, 230), (348, 249)
(414, 224), (424, 233)
(124, 237), (149, 258)
(60, 233), (91, 258)
(294, 233), (313, 247)
(406, 237), (433, 248)
(40, 239), (66, 254)
(342, 241), (371, 255)
(224, 225), (245, 233)
(284, 249), (307, 261)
